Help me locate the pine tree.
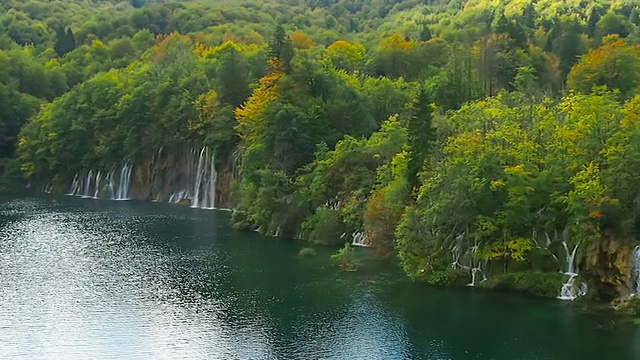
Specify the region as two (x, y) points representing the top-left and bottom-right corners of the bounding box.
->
(54, 27), (76, 57)
(268, 25), (294, 73)
(406, 87), (435, 191)
(130, 0), (145, 9)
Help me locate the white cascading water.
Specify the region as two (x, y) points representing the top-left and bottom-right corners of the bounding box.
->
(169, 190), (188, 204)
(114, 163), (133, 200)
(467, 245), (485, 287)
(557, 241), (583, 301)
(451, 245), (461, 268)
(105, 170), (115, 199)
(352, 231), (368, 247)
(632, 246), (640, 296)
(81, 170), (93, 198)
(93, 171), (101, 199)
(558, 273), (579, 301)
(562, 241), (578, 275)
(190, 147), (217, 209)
(67, 174), (80, 196)
(41, 183), (53, 194)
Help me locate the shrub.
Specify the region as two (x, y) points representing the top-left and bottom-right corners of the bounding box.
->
(478, 271), (566, 298)
(331, 243), (357, 271)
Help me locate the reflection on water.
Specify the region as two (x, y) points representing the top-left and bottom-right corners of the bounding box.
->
(0, 196), (639, 360)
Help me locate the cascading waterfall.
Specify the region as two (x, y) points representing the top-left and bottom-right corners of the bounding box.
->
(557, 241), (585, 301)
(82, 170), (93, 198)
(632, 246), (640, 296)
(105, 170), (115, 199)
(352, 231), (368, 247)
(558, 273), (579, 301)
(562, 241), (578, 275)
(93, 171), (101, 199)
(451, 245), (461, 268)
(60, 147), (224, 208)
(67, 173), (80, 196)
(41, 183), (53, 194)
(169, 190), (188, 204)
(114, 163), (133, 200)
(66, 163), (132, 201)
(190, 147), (217, 209)
(467, 244), (486, 287)
(447, 235), (486, 287)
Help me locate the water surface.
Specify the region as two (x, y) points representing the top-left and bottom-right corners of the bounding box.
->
(1, 196), (639, 359)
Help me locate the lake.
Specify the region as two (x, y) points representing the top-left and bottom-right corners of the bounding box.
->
(1, 195), (639, 359)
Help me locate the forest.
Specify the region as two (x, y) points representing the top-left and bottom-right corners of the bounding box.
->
(3, 0), (640, 306)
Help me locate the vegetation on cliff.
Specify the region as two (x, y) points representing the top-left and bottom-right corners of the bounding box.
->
(3, 0), (640, 299)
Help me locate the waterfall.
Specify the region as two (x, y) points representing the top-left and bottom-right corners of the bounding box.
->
(169, 189), (188, 204)
(67, 173), (79, 196)
(469, 268), (480, 287)
(557, 241), (586, 301)
(632, 246), (640, 296)
(561, 241), (578, 275)
(93, 171), (101, 199)
(114, 163), (133, 200)
(106, 170), (115, 199)
(451, 245), (461, 268)
(208, 151), (217, 209)
(558, 273), (579, 301)
(81, 170), (93, 198)
(191, 147), (217, 209)
(467, 245), (485, 287)
(352, 231), (368, 247)
(41, 183), (53, 194)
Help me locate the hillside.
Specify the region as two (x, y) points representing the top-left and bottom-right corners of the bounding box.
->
(3, 0), (640, 304)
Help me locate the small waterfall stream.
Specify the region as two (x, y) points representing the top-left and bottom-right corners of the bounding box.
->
(81, 170), (93, 198)
(351, 232), (368, 247)
(190, 147), (217, 209)
(447, 238), (486, 287)
(466, 245), (486, 287)
(632, 246), (640, 296)
(114, 163), (133, 200)
(93, 171), (101, 199)
(67, 174), (80, 196)
(557, 241), (585, 301)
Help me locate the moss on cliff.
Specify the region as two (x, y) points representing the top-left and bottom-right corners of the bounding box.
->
(477, 271), (567, 298)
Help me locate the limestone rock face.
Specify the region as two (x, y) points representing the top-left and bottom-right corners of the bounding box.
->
(65, 146), (237, 208)
(583, 237), (634, 299)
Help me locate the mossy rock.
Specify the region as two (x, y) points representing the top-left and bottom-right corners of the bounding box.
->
(611, 296), (640, 316)
(298, 247), (317, 257)
(478, 271), (566, 298)
(176, 199), (191, 207)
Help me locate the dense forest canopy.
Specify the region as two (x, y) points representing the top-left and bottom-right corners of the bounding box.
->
(3, 0), (640, 303)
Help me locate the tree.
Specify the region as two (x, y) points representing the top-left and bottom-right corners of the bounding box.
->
(268, 25), (294, 73)
(567, 38), (640, 98)
(54, 28), (76, 57)
(326, 40), (364, 72)
(130, 0), (145, 9)
(406, 87), (435, 191)
(215, 43), (251, 108)
(595, 11), (632, 42)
